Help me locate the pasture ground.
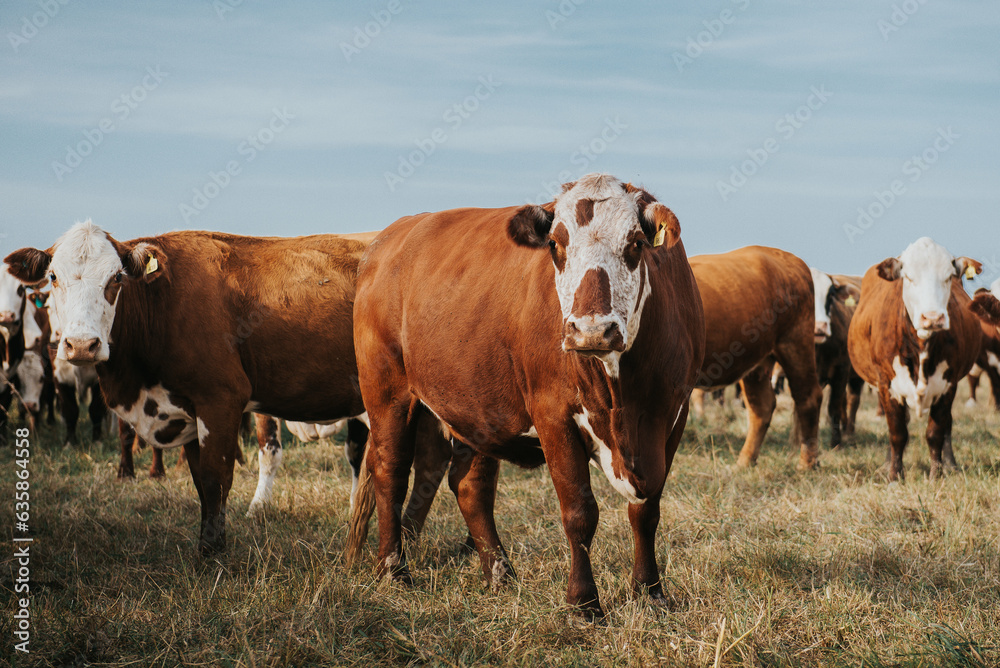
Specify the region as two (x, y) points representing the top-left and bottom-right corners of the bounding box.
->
(2, 387), (999, 667)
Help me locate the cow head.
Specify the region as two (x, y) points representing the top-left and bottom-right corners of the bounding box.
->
(809, 269), (859, 344)
(507, 173), (680, 372)
(17, 350), (46, 420)
(969, 278), (1000, 328)
(876, 237), (981, 340)
(0, 265), (27, 334)
(4, 220), (167, 365)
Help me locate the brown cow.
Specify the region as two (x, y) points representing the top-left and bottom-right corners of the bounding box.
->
(965, 286), (1000, 410)
(811, 269), (864, 447)
(848, 237), (982, 480)
(5, 221), (449, 555)
(689, 247), (823, 469)
(349, 173), (705, 618)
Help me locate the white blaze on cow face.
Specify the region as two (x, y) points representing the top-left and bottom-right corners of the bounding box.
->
(16, 351), (46, 415)
(810, 268), (833, 343)
(0, 266), (26, 334)
(880, 237), (976, 340)
(550, 175), (658, 373)
(43, 221), (130, 364)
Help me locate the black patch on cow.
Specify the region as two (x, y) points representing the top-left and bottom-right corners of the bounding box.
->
(155, 419), (188, 445)
(144, 399), (158, 416)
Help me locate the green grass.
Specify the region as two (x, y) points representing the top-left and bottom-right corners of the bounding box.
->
(2, 388), (999, 667)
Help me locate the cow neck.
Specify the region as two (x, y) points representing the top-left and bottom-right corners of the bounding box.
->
(97, 281), (163, 405)
(893, 298), (950, 375)
(1, 323), (25, 372)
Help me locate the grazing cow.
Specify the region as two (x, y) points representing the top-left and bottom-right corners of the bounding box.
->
(5, 221), (449, 556)
(349, 174), (705, 618)
(810, 268), (864, 447)
(689, 247), (823, 469)
(46, 301), (109, 446)
(0, 266), (28, 442)
(848, 238), (982, 480)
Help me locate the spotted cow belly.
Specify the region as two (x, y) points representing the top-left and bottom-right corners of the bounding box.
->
(888, 354), (950, 418)
(112, 385), (197, 449)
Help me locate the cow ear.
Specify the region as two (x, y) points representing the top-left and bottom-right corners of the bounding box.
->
(835, 283), (861, 305)
(507, 204), (555, 248)
(954, 256), (982, 279)
(969, 292), (1000, 326)
(877, 258), (902, 281)
(121, 242), (168, 283)
(5, 248), (52, 284)
(642, 203), (681, 249)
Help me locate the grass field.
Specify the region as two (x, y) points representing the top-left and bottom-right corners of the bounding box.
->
(2, 387), (999, 667)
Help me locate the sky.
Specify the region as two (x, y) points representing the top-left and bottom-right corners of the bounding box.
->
(1, 0), (998, 285)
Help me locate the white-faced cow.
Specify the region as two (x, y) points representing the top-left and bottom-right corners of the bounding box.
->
(14, 296), (55, 428)
(0, 265), (28, 442)
(5, 221), (451, 556)
(348, 174), (705, 618)
(688, 247), (823, 469)
(810, 269), (865, 446)
(848, 238), (982, 480)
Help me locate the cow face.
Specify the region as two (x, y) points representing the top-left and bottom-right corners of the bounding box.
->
(810, 268), (834, 343)
(4, 220), (166, 365)
(507, 174), (680, 373)
(969, 278), (1000, 328)
(16, 350), (45, 418)
(877, 237), (981, 340)
(0, 265), (27, 333)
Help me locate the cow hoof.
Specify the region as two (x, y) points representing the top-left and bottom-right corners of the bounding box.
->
(149, 468), (166, 479)
(116, 468), (136, 481)
(198, 538), (227, 557)
(735, 456), (756, 469)
(797, 459), (819, 471)
(569, 602), (605, 624)
(459, 533), (477, 554)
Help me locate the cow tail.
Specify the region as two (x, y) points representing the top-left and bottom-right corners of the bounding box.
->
(344, 444), (375, 567)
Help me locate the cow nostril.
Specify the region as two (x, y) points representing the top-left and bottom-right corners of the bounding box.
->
(603, 321), (620, 337)
(87, 339), (101, 354)
(64, 339), (75, 351)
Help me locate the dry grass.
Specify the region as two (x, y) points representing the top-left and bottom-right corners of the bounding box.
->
(2, 388), (999, 667)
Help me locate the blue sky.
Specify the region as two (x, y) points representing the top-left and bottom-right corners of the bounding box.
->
(2, 0), (998, 283)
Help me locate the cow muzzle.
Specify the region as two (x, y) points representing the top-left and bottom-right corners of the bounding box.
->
(63, 336), (103, 365)
(814, 321), (830, 343)
(918, 311), (948, 332)
(0, 311), (19, 327)
(563, 318), (625, 355)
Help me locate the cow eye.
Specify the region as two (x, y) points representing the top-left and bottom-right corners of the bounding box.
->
(548, 239), (556, 250)
(113, 271), (125, 284)
(48, 272), (57, 283)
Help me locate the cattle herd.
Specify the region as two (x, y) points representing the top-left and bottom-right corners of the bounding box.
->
(4, 172), (1000, 618)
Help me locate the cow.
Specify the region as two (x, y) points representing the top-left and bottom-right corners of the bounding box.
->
(5, 221), (450, 556)
(45, 300), (110, 446)
(14, 297), (54, 428)
(810, 268), (864, 447)
(348, 173), (705, 618)
(848, 237), (982, 481)
(964, 286), (1000, 410)
(0, 266), (28, 442)
(688, 247), (823, 469)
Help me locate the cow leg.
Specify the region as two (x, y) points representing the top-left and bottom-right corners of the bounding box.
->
(247, 413), (282, 516)
(189, 404), (243, 555)
(735, 365), (776, 467)
(42, 374), (56, 425)
(88, 386), (108, 441)
(58, 382), (79, 446)
(345, 417), (369, 514)
(927, 391), (958, 477)
(826, 364), (850, 449)
(401, 417), (451, 540)
(987, 364), (1000, 411)
(689, 388), (705, 420)
(966, 371), (980, 407)
(447, 443), (514, 589)
(843, 373), (864, 439)
(148, 444), (166, 478)
(117, 419), (137, 479)
(369, 398), (421, 583)
(775, 345), (823, 470)
(539, 422), (602, 618)
(0, 385), (13, 446)
(877, 386), (908, 481)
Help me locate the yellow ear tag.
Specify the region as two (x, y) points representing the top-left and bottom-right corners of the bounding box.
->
(965, 265), (976, 280)
(652, 225), (666, 248)
(145, 255), (158, 275)
(845, 296), (857, 307)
